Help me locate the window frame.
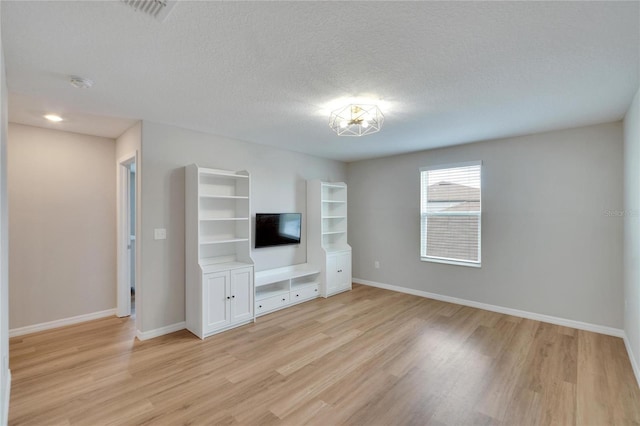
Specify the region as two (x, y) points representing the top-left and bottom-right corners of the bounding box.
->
(420, 161), (482, 268)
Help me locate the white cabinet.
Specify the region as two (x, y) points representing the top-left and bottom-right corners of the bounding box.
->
(203, 271), (231, 331)
(326, 251), (352, 296)
(186, 165), (254, 339)
(230, 267), (253, 323)
(202, 267), (254, 335)
(254, 264), (320, 316)
(307, 180), (352, 297)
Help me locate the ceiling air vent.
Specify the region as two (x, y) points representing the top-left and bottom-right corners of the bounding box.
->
(121, 0), (177, 22)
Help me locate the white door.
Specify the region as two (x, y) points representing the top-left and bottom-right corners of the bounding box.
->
(117, 153), (137, 319)
(204, 271), (230, 332)
(231, 267), (253, 323)
(337, 252), (352, 291)
(326, 255), (339, 295)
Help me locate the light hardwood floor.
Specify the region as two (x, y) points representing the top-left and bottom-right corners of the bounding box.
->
(9, 284), (640, 425)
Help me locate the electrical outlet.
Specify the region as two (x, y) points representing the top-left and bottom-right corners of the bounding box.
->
(374, 260), (380, 269)
(154, 228), (167, 240)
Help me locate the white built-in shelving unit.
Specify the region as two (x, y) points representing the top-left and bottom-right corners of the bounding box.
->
(307, 180), (352, 297)
(185, 165), (254, 339)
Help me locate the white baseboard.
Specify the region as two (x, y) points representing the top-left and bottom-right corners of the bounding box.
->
(623, 333), (640, 389)
(136, 322), (186, 341)
(353, 278), (624, 338)
(3, 370), (10, 426)
(9, 309), (117, 338)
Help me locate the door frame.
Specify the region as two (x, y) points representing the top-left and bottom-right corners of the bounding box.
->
(117, 152), (138, 319)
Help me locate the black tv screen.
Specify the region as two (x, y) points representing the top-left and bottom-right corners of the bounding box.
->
(255, 213), (302, 248)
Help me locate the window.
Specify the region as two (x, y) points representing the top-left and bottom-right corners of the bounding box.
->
(420, 162), (482, 267)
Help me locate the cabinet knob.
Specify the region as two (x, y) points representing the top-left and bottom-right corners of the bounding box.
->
(259, 305), (262, 308)
(227, 296), (231, 300)
(232, 295), (235, 299)
(282, 298), (286, 301)
(314, 289), (318, 292)
(296, 294), (299, 297)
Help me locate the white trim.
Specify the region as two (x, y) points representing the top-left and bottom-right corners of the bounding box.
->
(117, 152), (137, 319)
(353, 278), (624, 338)
(420, 160), (483, 172)
(623, 333), (640, 389)
(9, 309), (117, 338)
(421, 256), (482, 268)
(135, 322), (186, 341)
(3, 370), (10, 426)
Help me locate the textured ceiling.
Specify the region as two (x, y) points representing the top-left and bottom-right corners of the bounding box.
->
(3, 1), (639, 161)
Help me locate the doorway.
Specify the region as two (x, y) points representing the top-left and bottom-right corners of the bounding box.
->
(117, 153), (137, 319)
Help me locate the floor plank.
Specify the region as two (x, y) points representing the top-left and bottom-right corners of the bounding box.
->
(8, 284), (640, 425)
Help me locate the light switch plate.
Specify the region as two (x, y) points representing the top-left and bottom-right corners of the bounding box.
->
(154, 228), (167, 240)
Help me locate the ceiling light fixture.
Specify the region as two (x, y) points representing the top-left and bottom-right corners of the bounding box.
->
(329, 104), (384, 136)
(69, 76), (94, 89)
(44, 114), (63, 122)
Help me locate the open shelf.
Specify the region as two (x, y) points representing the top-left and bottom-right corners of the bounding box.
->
(199, 194), (249, 199)
(256, 287), (289, 301)
(255, 264), (320, 287)
(200, 217), (249, 222)
(200, 237), (249, 245)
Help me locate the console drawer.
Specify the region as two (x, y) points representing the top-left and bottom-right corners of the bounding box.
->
(256, 293), (290, 314)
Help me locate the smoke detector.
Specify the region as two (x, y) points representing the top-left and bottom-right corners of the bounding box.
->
(121, 0), (178, 22)
(69, 76), (94, 89)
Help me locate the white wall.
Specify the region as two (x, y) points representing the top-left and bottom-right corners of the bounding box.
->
(139, 121), (346, 332)
(0, 4), (10, 421)
(7, 124), (117, 329)
(347, 122), (624, 328)
(624, 88), (640, 379)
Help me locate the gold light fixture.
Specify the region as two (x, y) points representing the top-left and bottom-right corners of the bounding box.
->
(44, 114), (63, 122)
(329, 104), (384, 136)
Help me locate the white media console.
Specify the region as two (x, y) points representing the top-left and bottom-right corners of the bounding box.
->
(254, 264), (321, 316)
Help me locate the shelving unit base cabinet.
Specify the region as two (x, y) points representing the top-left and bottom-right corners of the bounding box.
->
(325, 250), (352, 297)
(187, 265), (254, 339)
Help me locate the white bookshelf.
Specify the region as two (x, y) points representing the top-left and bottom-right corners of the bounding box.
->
(185, 165), (254, 339)
(307, 180), (352, 297)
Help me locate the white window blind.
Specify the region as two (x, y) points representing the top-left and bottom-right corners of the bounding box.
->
(420, 162), (481, 267)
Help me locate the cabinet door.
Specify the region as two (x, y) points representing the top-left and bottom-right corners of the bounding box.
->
(230, 267), (253, 323)
(337, 252), (352, 290)
(203, 271), (231, 332)
(326, 255), (339, 294)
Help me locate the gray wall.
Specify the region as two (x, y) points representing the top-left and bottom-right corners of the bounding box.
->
(7, 124), (117, 328)
(347, 122), (624, 328)
(0, 10), (9, 422)
(624, 89), (640, 370)
(140, 121), (346, 332)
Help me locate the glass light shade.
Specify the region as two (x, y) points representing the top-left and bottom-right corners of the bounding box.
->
(329, 104), (384, 136)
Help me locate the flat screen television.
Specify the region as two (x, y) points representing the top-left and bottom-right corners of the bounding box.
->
(255, 213), (302, 248)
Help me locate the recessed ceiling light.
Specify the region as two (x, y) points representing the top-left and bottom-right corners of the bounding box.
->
(44, 114), (63, 122)
(69, 76), (94, 89)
